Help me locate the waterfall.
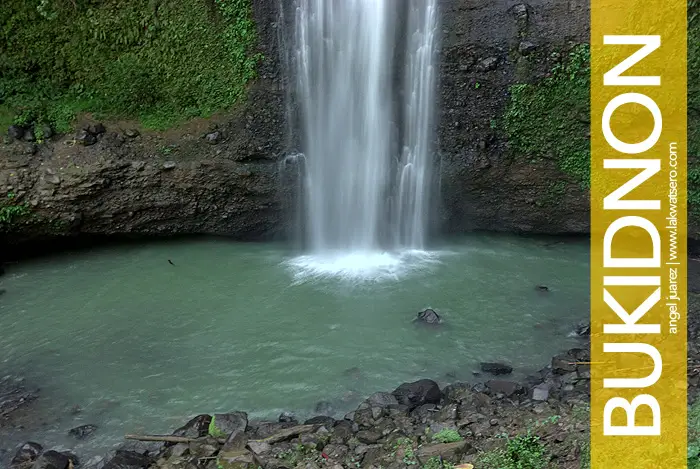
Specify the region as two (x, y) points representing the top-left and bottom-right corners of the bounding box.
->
(287, 0), (439, 258)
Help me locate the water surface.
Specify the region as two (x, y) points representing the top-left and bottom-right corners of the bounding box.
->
(0, 235), (589, 460)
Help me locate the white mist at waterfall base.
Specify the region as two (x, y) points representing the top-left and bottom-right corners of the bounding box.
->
(285, 248), (449, 284)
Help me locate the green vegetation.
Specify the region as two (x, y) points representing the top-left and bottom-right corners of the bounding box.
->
(207, 415), (227, 438)
(278, 444), (321, 467)
(0, 193), (31, 232)
(422, 457), (456, 469)
(1, 0), (261, 133)
(392, 438), (419, 466)
(479, 430), (551, 469)
(432, 429), (463, 444)
(478, 416), (560, 469)
(503, 44), (591, 188)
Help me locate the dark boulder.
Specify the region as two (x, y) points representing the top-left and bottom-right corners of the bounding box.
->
(485, 380), (523, 397)
(75, 130), (96, 146)
(392, 379), (441, 410)
(304, 415), (335, 428)
(68, 424), (98, 440)
(442, 382), (474, 404)
(414, 309), (441, 325)
(23, 128), (36, 142)
(31, 451), (69, 469)
(11, 442), (42, 467)
(551, 355), (576, 374)
(210, 411), (247, 437)
(170, 414), (211, 441)
(89, 123), (106, 135)
(8, 125), (25, 141)
(480, 362), (513, 375)
(102, 450), (151, 469)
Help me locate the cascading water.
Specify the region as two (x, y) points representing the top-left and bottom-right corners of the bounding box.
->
(286, 0), (439, 279)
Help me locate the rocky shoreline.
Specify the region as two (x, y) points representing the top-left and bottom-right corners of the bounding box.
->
(3, 260), (699, 469)
(6, 334), (593, 469)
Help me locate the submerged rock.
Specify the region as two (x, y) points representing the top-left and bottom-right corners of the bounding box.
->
(480, 362), (513, 375)
(314, 400), (334, 415)
(414, 308), (442, 325)
(278, 411), (296, 423)
(68, 424), (97, 440)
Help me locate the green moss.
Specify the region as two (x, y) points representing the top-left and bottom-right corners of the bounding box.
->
(1, 0), (261, 133)
(0, 193), (31, 232)
(503, 44), (591, 188)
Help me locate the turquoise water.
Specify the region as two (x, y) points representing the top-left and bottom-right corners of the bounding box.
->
(0, 235), (589, 460)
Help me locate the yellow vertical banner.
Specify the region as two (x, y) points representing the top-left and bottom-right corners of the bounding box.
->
(591, 0), (687, 467)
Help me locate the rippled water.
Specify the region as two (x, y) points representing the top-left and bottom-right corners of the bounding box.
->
(0, 235), (589, 461)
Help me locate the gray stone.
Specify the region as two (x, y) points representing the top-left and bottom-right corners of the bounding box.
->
(205, 131), (222, 144)
(365, 392), (399, 408)
(211, 411), (248, 437)
(485, 380), (523, 397)
(551, 355), (576, 374)
(124, 129), (140, 138)
(476, 57), (498, 72)
(513, 3), (528, 22)
(11, 442), (42, 467)
(75, 129), (96, 146)
(532, 384), (550, 401)
(519, 41), (538, 55)
(162, 161), (176, 170)
(31, 451), (69, 469)
(247, 440), (271, 454)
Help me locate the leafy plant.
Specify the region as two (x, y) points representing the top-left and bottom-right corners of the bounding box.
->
(422, 457), (456, 469)
(432, 429), (463, 444)
(208, 415), (226, 438)
(480, 430), (550, 469)
(0, 194), (31, 232)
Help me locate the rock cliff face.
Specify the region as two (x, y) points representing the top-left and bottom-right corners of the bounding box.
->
(5, 0), (681, 252)
(436, 0), (590, 235)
